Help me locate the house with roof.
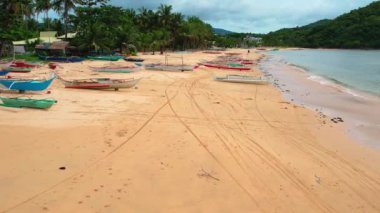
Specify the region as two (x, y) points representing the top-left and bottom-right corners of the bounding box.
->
(12, 31), (62, 46)
(12, 31), (79, 57)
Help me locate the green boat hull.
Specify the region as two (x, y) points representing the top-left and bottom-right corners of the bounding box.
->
(227, 63), (244, 67)
(87, 56), (122, 61)
(4, 67), (32, 73)
(0, 97), (56, 109)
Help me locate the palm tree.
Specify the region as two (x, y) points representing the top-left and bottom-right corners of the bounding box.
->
(36, 0), (51, 30)
(157, 4), (172, 27)
(80, 0), (108, 7)
(2, 0), (32, 17)
(137, 7), (156, 32)
(52, 0), (80, 39)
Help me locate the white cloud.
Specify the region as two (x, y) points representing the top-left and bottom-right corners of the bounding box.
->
(110, 0), (376, 33)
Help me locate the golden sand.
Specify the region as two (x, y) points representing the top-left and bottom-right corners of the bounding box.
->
(1, 49), (380, 212)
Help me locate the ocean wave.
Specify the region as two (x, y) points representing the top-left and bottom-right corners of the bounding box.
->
(288, 63), (310, 73)
(307, 75), (365, 98)
(262, 53), (379, 98)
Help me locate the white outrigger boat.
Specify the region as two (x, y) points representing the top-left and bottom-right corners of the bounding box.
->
(214, 75), (271, 85)
(145, 64), (194, 72)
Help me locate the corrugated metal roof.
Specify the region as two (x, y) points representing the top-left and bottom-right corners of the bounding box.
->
(12, 31), (61, 45)
(35, 41), (70, 50)
(57, 33), (77, 39)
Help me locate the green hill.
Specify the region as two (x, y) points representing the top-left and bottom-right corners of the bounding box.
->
(213, 28), (235, 35)
(263, 1), (380, 48)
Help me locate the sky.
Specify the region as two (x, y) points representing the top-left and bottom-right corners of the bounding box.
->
(110, 0), (376, 33)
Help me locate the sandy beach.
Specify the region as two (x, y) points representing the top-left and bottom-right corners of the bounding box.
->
(259, 52), (380, 147)
(1, 49), (380, 212)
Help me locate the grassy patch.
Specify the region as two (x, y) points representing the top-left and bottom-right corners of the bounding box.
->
(1, 54), (42, 62)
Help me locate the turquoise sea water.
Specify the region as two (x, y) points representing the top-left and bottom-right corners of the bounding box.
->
(269, 49), (380, 96)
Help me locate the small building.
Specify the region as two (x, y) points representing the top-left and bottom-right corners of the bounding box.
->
(13, 31), (62, 46)
(35, 41), (76, 56)
(244, 36), (263, 44)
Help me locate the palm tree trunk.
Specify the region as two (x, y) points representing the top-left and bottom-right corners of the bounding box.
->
(46, 11), (49, 30)
(64, 10), (68, 39)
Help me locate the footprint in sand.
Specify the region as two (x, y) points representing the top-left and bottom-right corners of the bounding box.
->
(116, 129), (128, 137)
(105, 139), (113, 147)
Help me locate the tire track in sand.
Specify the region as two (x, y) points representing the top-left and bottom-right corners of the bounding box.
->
(187, 77), (333, 212)
(164, 73), (262, 209)
(1, 78), (185, 213)
(250, 85), (380, 211)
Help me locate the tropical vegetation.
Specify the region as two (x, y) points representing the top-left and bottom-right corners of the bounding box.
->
(263, 1), (380, 48)
(0, 0), (217, 56)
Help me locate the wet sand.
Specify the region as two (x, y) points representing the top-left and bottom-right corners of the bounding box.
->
(260, 54), (380, 147)
(1, 49), (380, 212)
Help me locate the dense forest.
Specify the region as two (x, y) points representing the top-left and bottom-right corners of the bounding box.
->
(1, 0), (246, 56)
(214, 33), (263, 48)
(263, 1), (380, 48)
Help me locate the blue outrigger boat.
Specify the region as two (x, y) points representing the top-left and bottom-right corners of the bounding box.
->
(39, 56), (84, 63)
(0, 70), (9, 76)
(0, 74), (56, 92)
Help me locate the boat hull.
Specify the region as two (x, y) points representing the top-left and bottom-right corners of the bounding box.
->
(39, 56), (84, 62)
(62, 78), (140, 90)
(145, 65), (194, 72)
(4, 67), (32, 73)
(0, 71), (9, 76)
(65, 83), (110, 89)
(11, 62), (38, 68)
(214, 76), (270, 85)
(91, 66), (139, 74)
(124, 58), (144, 62)
(0, 97), (56, 109)
(0, 75), (56, 91)
(204, 64), (250, 71)
(87, 56), (123, 61)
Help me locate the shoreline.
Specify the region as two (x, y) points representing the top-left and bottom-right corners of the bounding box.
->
(1, 49), (380, 212)
(282, 60), (380, 99)
(259, 53), (380, 148)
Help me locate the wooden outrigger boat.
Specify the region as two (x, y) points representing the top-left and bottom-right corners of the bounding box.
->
(0, 70), (9, 76)
(203, 51), (222, 54)
(11, 61), (39, 68)
(0, 97), (56, 109)
(87, 56), (123, 61)
(145, 64), (194, 72)
(124, 57), (144, 62)
(39, 56), (84, 62)
(214, 75), (270, 85)
(57, 75), (141, 90)
(241, 60), (254, 65)
(4, 67), (32, 73)
(203, 64), (251, 71)
(0, 74), (56, 92)
(90, 66), (140, 73)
